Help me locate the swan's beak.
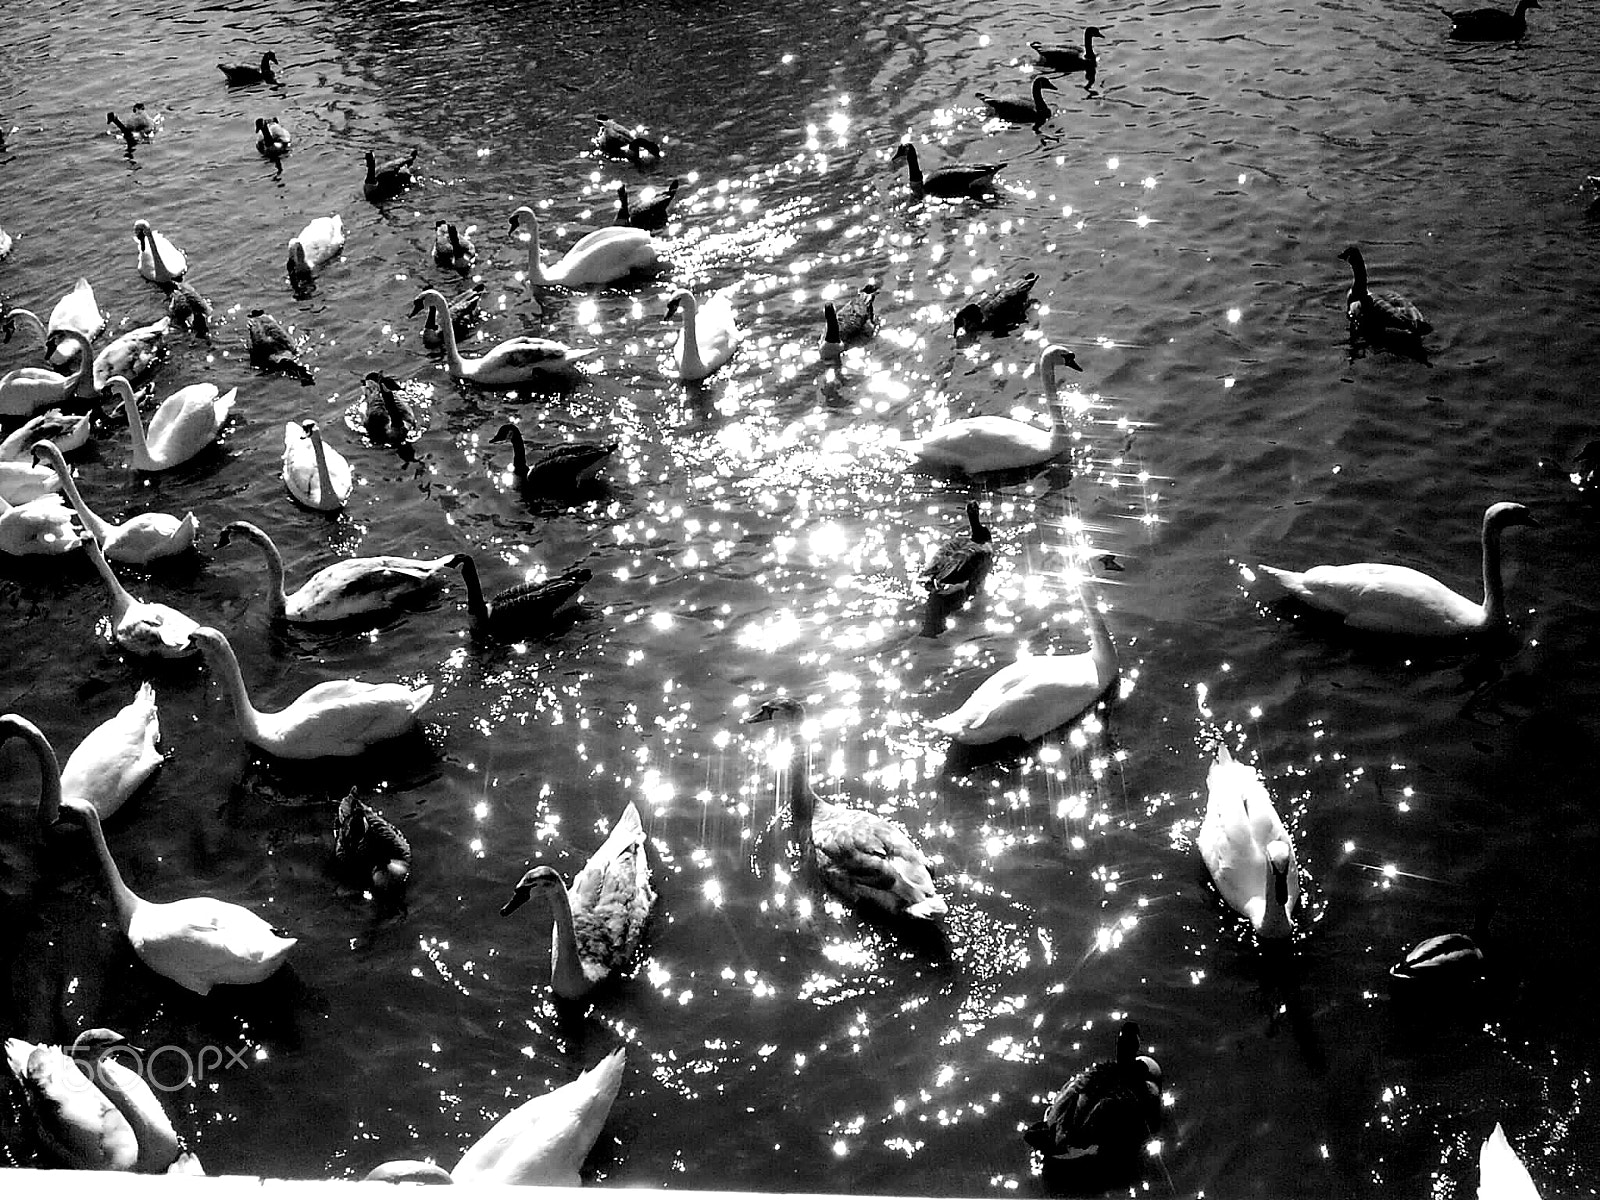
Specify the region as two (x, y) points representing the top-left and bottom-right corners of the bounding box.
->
(665, 298), (682, 321)
(500, 886), (532, 916)
(1063, 355), (1083, 371)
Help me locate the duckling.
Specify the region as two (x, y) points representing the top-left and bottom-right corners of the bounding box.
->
(833, 283), (881, 345)
(335, 791), (412, 894)
(614, 180), (680, 232)
(890, 143), (1005, 200)
(448, 554), (591, 639)
(592, 113), (661, 163)
(360, 371), (417, 444)
(431, 221), (476, 272)
(490, 423), (615, 497)
(1024, 1021), (1162, 1160)
(247, 309), (314, 384)
(953, 272), (1039, 337)
(1339, 244), (1431, 340)
(1031, 26), (1106, 73)
(419, 283), (486, 353)
(977, 74), (1058, 125)
(159, 280), (212, 339)
(218, 51), (278, 86)
(364, 149), (418, 202)
(254, 115), (290, 157)
(1445, 0), (1539, 39)
(104, 112), (139, 151)
(918, 501), (994, 601)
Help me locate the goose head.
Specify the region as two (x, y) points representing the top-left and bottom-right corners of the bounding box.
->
(1085, 25), (1107, 41)
(500, 864), (566, 915)
(1032, 75), (1059, 96)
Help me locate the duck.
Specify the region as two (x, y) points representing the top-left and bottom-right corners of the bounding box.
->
(1023, 1021), (1162, 1160)
(217, 519), (455, 624)
(123, 104), (155, 137)
(358, 371), (417, 444)
(1339, 245), (1431, 339)
(410, 288), (593, 388)
(191, 625), (434, 759)
(918, 501), (994, 602)
(80, 317), (170, 398)
(2, 327), (91, 418)
(1479, 1123), (1541, 1200)
(953, 271), (1039, 337)
(593, 112), (661, 163)
(218, 51), (278, 86)
(132, 220), (186, 284)
(491, 423), (616, 497)
(159, 280), (212, 339)
(501, 801), (656, 1000)
(1032, 26), (1106, 74)
(247, 309), (315, 384)
(614, 180), (680, 231)
(890, 143), (1005, 200)
(509, 205), (660, 288)
(363, 149), (418, 202)
(286, 215), (345, 291)
(253, 115), (290, 156)
(448, 553), (591, 639)
(1446, 0), (1539, 40)
(1, 409), (92, 459)
(834, 283), (881, 345)
(933, 581), (1119, 743)
(0, 493), (81, 556)
(418, 282), (485, 353)
(83, 537), (199, 659)
(1390, 907), (1490, 990)
(904, 343), (1082, 473)
(283, 420), (353, 512)
(364, 1048), (627, 1186)
(666, 285), (741, 382)
(0, 460), (63, 506)
(977, 74), (1058, 125)
(1198, 743), (1300, 941)
(432, 220), (476, 272)
(31, 439), (197, 563)
(335, 791), (411, 894)
(45, 277), (106, 367)
(64, 1031), (202, 1174)
(1254, 501), (1535, 636)
(110, 375), (234, 472)
(105, 111), (140, 151)
(743, 697), (946, 921)
(59, 683), (163, 822)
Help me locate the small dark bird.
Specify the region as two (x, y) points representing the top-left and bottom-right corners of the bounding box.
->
(976, 75), (1057, 126)
(614, 180), (680, 231)
(254, 116), (290, 157)
(247, 308), (314, 384)
(820, 304), (844, 367)
(1443, 0), (1539, 40)
(431, 221), (475, 272)
(593, 113), (661, 164)
(491, 423), (616, 497)
(1339, 245), (1431, 339)
(159, 280), (213, 339)
(1032, 26), (1107, 73)
(364, 149), (418, 202)
(334, 791), (412, 894)
(419, 282), (485, 353)
(834, 283), (880, 345)
(919, 501), (994, 601)
(360, 371), (416, 444)
(218, 51), (279, 86)
(953, 272), (1040, 337)
(890, 144), (1005, 200)
(1390, 900), (1494, 989)
(105, 111), (138, 151)
(1024, 1021), (1163, 1161)
(448, 554), (592, 638)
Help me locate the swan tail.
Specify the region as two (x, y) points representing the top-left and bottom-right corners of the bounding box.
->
(905, 894), (948, 920)
(409, 684), (435, 713)
(1253, 564), (1307, 600)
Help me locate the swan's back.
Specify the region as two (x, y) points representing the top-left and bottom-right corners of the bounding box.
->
(131, 896), (297, 991)
(906, 416), (1055, 473)
(1199, 747), (1297, 933)
(934, 650), (1107, 744)
(1256, 562), (1484, 634)
(568, 802), (656, 982)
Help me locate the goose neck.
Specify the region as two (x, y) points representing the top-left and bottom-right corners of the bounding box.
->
(34, 442), (110, 543)
(1032, 79), (1051, 117)
(546, 886), (590, 999)
(197, 633), (266, 743)
(74, 802), (140, 933)
(900, 147), (923, 187)
(453, 555), (491, 623)
(1345, 252), (1369, 297)
(504, 430), (529, 479)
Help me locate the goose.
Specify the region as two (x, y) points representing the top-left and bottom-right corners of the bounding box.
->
(105, 111), (140, 151)
(217, 519), (454, 624)
(1254, 501), (1535, 636)
(160, 280), (212, 339)
(0, 493), (81, 556)
(1198, 744), (1299, 941)
(0, 460), (63, 506)
(218, 51), (278, 85)
(918, 501), (993, 601)
(932, 582), (1119, 743)
(820, 304), (845, 367)
(359, 370), (417, 444)
(743, 697), (946, 921)
(45, 277), (106, 367)
(1446, 0), (1538, 39)
(890, 143), (1005, 200)
(364, 1048), (627, 1186)
(5, 1035), (139, 1170)
(283, 420), (353, 512)
(904, 343), (1082, 473)
(1479, 1123), (1541, 1200)
(191, 625), (434, 759)
(448, 553), (591, 638)
(66, 1031), (202, 1174)
(501, 801), (656, 1000)
(84, 537), (199, 659)
(32, 439), (197, 563)
(60, 682), (163, 821)
(977, 74), (1058, 125)
(1, 410), (92, 459)
(3, 328), (93, 417)
(132, 219), (186, 284)
(1032, 27), (1106, 74)
(247, 308), (315, 384)
(614, 180), (680, 231)
(953, 272), (1039, 337)
(491, 423), (615, 497)
(410, 288), (593, 387)
(110, 375), (234, 472)
(253, 115), (290, 156)
(419, 282), (485, 352)
(286, 215), (345, 291)
(432, 220), (476, 272)
(80, 316), (170, 398)
(335, 791), (411, 894)
(1390, 905), (1491, 989)
(509, 205), (660, 288)
(1339, 245), (1430, 339)
(834, 282), (881, 345)
(363, 149), (418, 202)
(593, 112), (661, 162)
(1023, 1021), (1162, 1160)
(666, 285), (741, 382)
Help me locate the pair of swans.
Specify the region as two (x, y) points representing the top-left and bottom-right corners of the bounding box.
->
(110, 374), (235, 472)
(32, 439), (197, 563)
(283, 420), (352, 511)
(410, 289), (593, 389)
(904, 343), (1083, 474)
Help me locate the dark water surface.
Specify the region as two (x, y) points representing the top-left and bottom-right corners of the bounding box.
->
(3, 0), (1600, 1195)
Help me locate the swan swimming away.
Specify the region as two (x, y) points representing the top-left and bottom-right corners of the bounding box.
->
(1479, 1123), (1541, 1199)
(1198, 743), (1299, 941)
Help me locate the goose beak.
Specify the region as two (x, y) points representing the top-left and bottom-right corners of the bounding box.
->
(500, 886), (532, 916)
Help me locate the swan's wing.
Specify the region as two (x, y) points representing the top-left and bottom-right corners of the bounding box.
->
(1198, 757), (1269, 915)
(8, 1040), (137, 1170)
(135, 897), (291, 969)
(268, 680), (429, 743)
(934, 653), (1101, 742)
(1260, 563), (1481, 633)
(810, 804), (942, 914)
(453, 1049), (625, 1186)
(485, 338), (585, 368)
(60, 682), (163, 817)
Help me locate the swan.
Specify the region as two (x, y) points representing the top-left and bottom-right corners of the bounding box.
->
(593, 111), (661, 161)
(191, 625), (434, 759)
(500, 801), (656, 1000)
(132, 219), (186, 283)
(80, 317), (170, 398)
(2, 327), (92, 418)
(111, 375), (234, 472)
(1339, 244), (1430, 339)
(918, 501), (993, 602)
(1, 410), (92, 459)
(247, 309), (315, 384)
(1032, 27), (1106, 73)
(283, 420), (353, 511)
(744, 697), (946, 920)
(363, 149), (417, 202)
(1023, 1021), (1162, 1160)
(666, 286), (741, 382)
(286, 215), (345, 290)
(0, 461), (63, 506)
(1479, 1123), (1541, 1200)
(1254, 501), (1535, 636)
(66, 1031), (203, 1174)
(1447, 0), (1539, 40)
(509, 205), (660, 287)
(1198, 744), (1299, 941)
(5, 1036), (138, 1169)
(335, 791), (411, 894)
(932, 582), (1119, 743)
(410, 288), (593, 387)
(432, 220), (476, 272)
(890, 143), (1005, 200)
(84, 537), (199, 659)
(977, 74), (1057, 125)
(45, 277), (106, 367)
(218, 51), (278, 85)
(217, 520), (455, 624)
(953, 272), (1039, 337)
(905, 344), (1083, 474)
(31, 439), (197, 564)
(60, 682), (163, 821)
(490, 423), (616, 498)
(447, 553), (591, 638)
(364, 1048), (626, 1186)
(254, 115), (290, 156)
(614, 179), (680, 231)
(0, 493), (82, 556)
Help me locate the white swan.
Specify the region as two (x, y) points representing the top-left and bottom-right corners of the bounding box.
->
(410, 288), (593, 388)
(5, 1037), (138, 1169)
(1480, 1123), (1541, 1200)
(45, 278), (106, 368)
(509, 205), (659, 287)
(191, 625), (434, 759)
(286, 214), (345, 289)
(60, 683), (163, 821)
(1254, 501), (1535, 636)
(2, 328), (93, 418)
(31, 439), (197, 563)
(0, 492), (81, 556)
(283, 420), (352, 511)
(932, 584), (1118, 743)
(904, 344), (1083, 473)
(0, 460), (63, 506)
(84, 537), (199, 658)
(1198, 744), (1299, 941)
(66, 1031), (203, 1174)
(132, 219), (186, 283)
(1, 409), (93, 459)
(666, 286), (741, 382)
(111, 375), (234, 472)
(80, 317), (170, 399)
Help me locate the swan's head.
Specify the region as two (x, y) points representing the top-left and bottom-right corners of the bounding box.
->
(28, 439), (67, 472)
(364, 1161), (454, 1185)
(106, 375), (137, 411)
(1266, 840), (1293, 905)
(189, 626), (230, 661)
(67, 1028), (134, 1065)
(1041, 344), (1083, 376)
(742, 696), (807, 725)
(488, 423), (522, 447)
(952, 303), (986, 338)
(300, 419), (322, 439)
(1484, 501), (1536, 533)
(500, 864), (567, 915)
(132, 218), (152, 243)
(664, 290), (697, 322)
(407, 290), (442, 318)
(508, 206), (538, 237)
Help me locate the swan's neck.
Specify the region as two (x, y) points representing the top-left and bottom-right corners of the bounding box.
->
(147, 232), (175, 279)
(547, 887), (590, 998)
(427, 295), (466, 373)
(38, 446), (110, 542)
(201, 636), (266, 742)
(243, 528), (290, 616)
(456, 557), (491, 623)
(1082, 589), (1119, 684)
(87, 542), (134, 615)
(306, 427), (336, 505)
(676, 300), (705, 378)
(60, 332), (94, 398)
(783, 729), (818, 837)
(120, 385), (152, 460)
(900, 148), (924, 187)
(506, 433), (529, 479)
(11, 720), (62, 828)
(1480, 520), (1509, 625)
(88, 1059), (180, 1172)
(1043, 361), (1071, 446)
(78, 804), (140, 934)
(522, 220), (552, 286)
